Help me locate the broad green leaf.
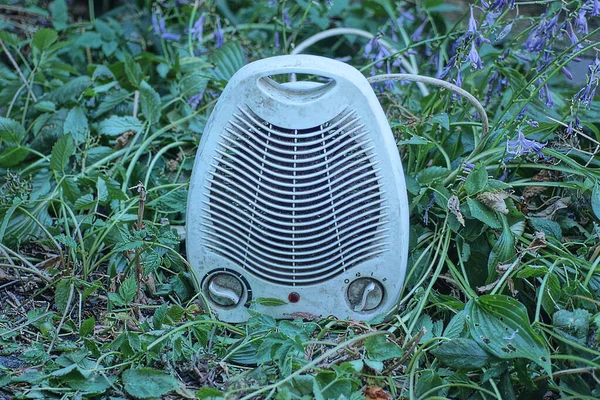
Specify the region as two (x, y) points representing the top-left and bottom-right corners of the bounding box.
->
(365, 334), (403, 361)
(416, 166), (449, 185)
(122, 368), (179, 399)
(196, 387), (225, 400)
(45, 76), (92, 104)
(0, 117), (26, 144)
(431, 338), (496, 369)
(80, 316), (95, 337)
(0, 31), (19, 47)
(119, 276), (137, 305)
(464, 163), (489, 195)
(55, 279), (71, 314)
(211, 41), (246, 82)
(50, 134), (75, 173)
(153, 303), (168, 329)
(32, 28), (58, 51)
(50, 0), (68, 30)
(74, 31), (103, 48)
(63, 372), (112, 394)
(592, 182), (600, 220)
(64, 107), (88, 142)
(443, 310), (466, 339)
(253, 297), (287, 307)
(553, 309), (590, 345)
(55, 233), (77, 248)
(98, 115), (142, 137)
(139, 81), (161, 125)
(125, 57), (144, 88)
(0, 146), (29, 167)
(466, 295), (551, 376)
(74, 193), (95, 210)
(467, 197), (501, 229)
(97, 177), (108, 203)
(530, 217), (562, 240)
(33, 100), (56, 113)
(487, 215), (516, 280)
(179, 70), (209, 97)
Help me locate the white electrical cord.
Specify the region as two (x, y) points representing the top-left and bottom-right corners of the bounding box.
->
(291, 27), (429, 96)
(368, 73), (489, 137)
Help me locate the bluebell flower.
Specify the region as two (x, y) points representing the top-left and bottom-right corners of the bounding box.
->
(214, 18), (224, 48)
(591, 0), (600, 16)
(455, 68), (463, 87)
(497, 22), (513, 40)
(541, 83), (554, 108)
(561, 66), (573, 80)
(575, 9), (588, 34)
(274, 31), (280, 49)
(363, 35), (391, 69)
(468, 42), (483, 69)
(576, 57), (600, 107)
(438, 55), (457, 79)
(188, 92), (204, 110)
(488, 0), (515, 11)
(152, 9), (181, 41)
(283, 11), (291, 25)
(523, 14), (560, 52)
(484, 10), (502, 27)
(411, 20), (428, 42)
(190, 14), (205, 42)
(468, 8), (478, 34)
(506, 130), (546, 159)
(422, 194), (435, 225)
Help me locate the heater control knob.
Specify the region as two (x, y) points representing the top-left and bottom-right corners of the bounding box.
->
(206, 273), (244, 307)
(347, 278), (384, 312)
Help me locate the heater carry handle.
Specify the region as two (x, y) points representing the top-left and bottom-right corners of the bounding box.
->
(247, 55), (362, 86)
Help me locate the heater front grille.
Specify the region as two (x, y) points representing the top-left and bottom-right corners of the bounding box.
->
(202, 107), (389, 286)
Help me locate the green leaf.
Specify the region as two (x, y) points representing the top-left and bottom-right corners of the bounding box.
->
(32, 28), (58, 51)
(179, 70), (209, 97)
(46, 76), (92, 104)
(122, 368), (179, 399)
(466, 295), (551, 376)
(443, 310), (466, 339)
(50, 0), (68, 30)
(416, 166), (449, 185)
(97, 177), (108, 203)
(153, 303), (168, 329)
(553, 309), (590, 345)
(211, 41), (246, 82)
(0, 117), (26, 144)
(64, 107), (89, 142)
(125, 57), (144, 88)
(139, 81), (161, 125)
(431, 338), (496, 369)
(34, 100), (56, 113)
(50, 134), (75, 173)
(365, 334), (403, 361)
(196, 387), (225, 400)
(464, 163), (489, 195)
(74, 193), (95, 210)
(55, 233), (77, 248)
(592, 182), (600, 221)
(80, 316), (95, 337)
(98, 115), (142, 137)
(467, 197), (501, 229)
(0, 146), (29, 167)
(119, 276), (137, 305)
(55, 279), (71, 313)
(530, 217), (562, 240)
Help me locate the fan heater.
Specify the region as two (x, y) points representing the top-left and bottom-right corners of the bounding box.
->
(186, 55), (409, 322)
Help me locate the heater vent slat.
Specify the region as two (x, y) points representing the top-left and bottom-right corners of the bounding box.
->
(203, 107), (389, 286)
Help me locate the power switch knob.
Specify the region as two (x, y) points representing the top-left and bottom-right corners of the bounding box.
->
(347, 278), (384, 312)
(206, 273), (244, 307)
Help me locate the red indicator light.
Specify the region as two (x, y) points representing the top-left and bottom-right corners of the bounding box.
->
(288, 292), (300, 303)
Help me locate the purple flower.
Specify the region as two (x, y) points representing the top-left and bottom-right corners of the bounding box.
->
(363, 35), (391, 69)
(561, 66), (573, 80)
(468, 42), (483, 69)
(541, 83), (554, 108)
(188, 91), (204, 110)
(468, 8), (478, 34)
(411, 20), (428, 42)
(575, 9), (588, 34)
(497, 22), (513, 40)
(274, 31), (280, 49)
(283, 11), (291, 25)
(506, 130), (546, 159)
(488, 0), (515, 11)
(152, 9), (180, 41)
(484, 10), (502, 27)
(591, 0), (600, 16)
(524, 14), (560, 53)
(576, 57), (600, 107)
(214, 17), (224, 48)
(191, 14), (205, 42)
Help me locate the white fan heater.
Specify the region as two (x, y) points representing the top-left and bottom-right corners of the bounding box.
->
(186, 55), (409, 322)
